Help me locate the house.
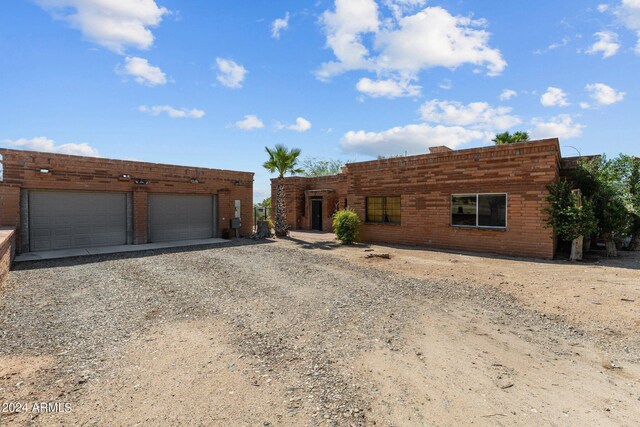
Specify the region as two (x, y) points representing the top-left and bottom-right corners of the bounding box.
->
(0, 148), (253, 255)
(272, 138), (564, 259)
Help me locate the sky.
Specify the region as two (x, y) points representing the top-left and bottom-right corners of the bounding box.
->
(1, 0), (639, 201)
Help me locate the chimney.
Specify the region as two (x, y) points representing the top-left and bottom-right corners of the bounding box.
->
(428, 146), (453, 154)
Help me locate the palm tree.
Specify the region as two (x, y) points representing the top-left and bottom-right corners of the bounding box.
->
(263, 145), (304, 237)
(493, 131), (530, 145)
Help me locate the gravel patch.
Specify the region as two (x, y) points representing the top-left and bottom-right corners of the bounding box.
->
(1, 239), (637, 425)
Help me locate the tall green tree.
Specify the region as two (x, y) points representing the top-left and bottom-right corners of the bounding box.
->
(492, 131), (530, 145)
(612, 155), (640, 249)
(302, 158), (344, 177)
(263, 145), (304, 237)
(545, 179), (597, 260)
(573, 156), (633, 256)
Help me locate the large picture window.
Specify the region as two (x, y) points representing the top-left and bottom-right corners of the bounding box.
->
(451, 194), (507, 228)
(366, 196), (401, 224)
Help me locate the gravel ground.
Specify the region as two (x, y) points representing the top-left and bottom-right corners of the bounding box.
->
(1, 239), (638, 426)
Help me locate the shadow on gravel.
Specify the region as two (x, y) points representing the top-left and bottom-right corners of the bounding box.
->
(11, 238), (275, 272)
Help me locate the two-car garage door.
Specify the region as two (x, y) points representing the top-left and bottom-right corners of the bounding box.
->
(28, 191), (217, 252)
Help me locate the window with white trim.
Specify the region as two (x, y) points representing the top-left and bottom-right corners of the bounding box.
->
(451, 194), (507, 228)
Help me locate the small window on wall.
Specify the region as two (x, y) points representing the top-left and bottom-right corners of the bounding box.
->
(451, 194), (507, 228)
(366, 196), (401, 224)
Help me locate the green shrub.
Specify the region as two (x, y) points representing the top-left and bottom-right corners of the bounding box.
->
(332, 209), (360, 244)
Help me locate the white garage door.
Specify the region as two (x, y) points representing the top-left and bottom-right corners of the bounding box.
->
(148, 194), (215, 242)
(29, 191), (127, 252)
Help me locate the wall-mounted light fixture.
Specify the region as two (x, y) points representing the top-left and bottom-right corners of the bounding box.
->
(190, 178), (200, 184)
(234, 179), (242, 185)
(119, 174), (132, 180)
(39, 168), (51, 174)
(133, 178), (149, 185)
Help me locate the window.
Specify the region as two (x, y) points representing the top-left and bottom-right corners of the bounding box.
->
(451, 194), (507, 228)
(366, 196), (401, 224)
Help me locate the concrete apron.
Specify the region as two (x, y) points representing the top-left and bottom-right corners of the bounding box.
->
(14, 238), (230, 262)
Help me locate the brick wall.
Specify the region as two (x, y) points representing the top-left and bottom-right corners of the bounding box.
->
(0, 149), (254, 252)
(275, 139), (561, 259)
(0, 227), (15, 288)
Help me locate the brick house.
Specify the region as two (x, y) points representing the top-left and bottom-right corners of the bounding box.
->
(0, 149), (253, 254)
(272, 138), (563, 259)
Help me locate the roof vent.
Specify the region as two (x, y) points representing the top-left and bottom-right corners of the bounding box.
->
(428, 146), (453, 154)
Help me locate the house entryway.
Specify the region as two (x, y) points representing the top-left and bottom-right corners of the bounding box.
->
(311, 199), (323, 231)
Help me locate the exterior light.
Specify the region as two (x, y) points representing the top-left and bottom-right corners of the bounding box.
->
(190, 178), (200, 184)
(39, 168), (51, 174)
(120, 174), (131, 180)
(133, 178), (149, 185)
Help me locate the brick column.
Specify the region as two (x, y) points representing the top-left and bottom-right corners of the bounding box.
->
(133, 190), (148, 244)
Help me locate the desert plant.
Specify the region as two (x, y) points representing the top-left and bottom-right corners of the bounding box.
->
(263, 145), (304, 237)
(332, 209), (360, 244)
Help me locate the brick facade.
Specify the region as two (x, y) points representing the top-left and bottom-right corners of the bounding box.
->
(273, 139), (561, 259)
(0, 149), (253, 253)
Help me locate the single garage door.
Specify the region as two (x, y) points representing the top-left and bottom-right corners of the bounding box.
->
(29, 191), (127, 252)
(148, 194), (215, 242)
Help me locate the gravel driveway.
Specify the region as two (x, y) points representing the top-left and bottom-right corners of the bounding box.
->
(1, 239), (638, 426)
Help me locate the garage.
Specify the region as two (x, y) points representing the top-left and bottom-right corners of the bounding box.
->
(29, 191), (128, 252)
(148, 194), (216, 242)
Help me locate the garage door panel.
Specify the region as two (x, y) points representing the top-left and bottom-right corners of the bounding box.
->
(29, 191), (127, 251)
(148, 194), (215, 242)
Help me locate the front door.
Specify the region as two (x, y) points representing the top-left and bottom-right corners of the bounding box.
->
(311, 199), (322, 231)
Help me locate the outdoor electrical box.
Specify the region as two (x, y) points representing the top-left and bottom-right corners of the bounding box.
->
(231, 218), (241, 229)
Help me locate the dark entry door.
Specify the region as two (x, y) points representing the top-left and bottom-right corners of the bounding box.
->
(311, 199), (322, 231)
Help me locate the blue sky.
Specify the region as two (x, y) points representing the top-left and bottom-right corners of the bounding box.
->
(1, 0), (639, 200)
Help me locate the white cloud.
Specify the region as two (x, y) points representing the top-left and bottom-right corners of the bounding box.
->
(383, 0), (427, 20)
(317, 2), (506, 82)
(215, 58), (247, 89)
(282, 117), (312, 132)
(376, 7), (506, 77)
(235, 115), (264, 130)
(540, 87), (570, 107)
(530, 115), (584, 140)
(616, 0), (640, 54)
(586, 31), (620, 58)
(341, 124), (486, 157)
(271, 12), (290, 39)
(118, 56), (167, 86)
(36, 0), (168, 54)
(534, 36), (571, 54)
(356, 77), (420, 98)
(585, 83), (626, 105)
(138, 105), (205, 119)
(438, 79), (453, 90)
(420, 99), (521, 130)
(598, 4), (610, 12)
(4, 136), (99, 157)
(499, 89), (517, 101)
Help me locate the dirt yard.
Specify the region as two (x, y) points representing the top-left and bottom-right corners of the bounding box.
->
(1, 234), (639, 426)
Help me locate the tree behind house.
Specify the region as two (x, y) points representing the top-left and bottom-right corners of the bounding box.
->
(302, 158), (344, 177)
(493, 131), (530, 145)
